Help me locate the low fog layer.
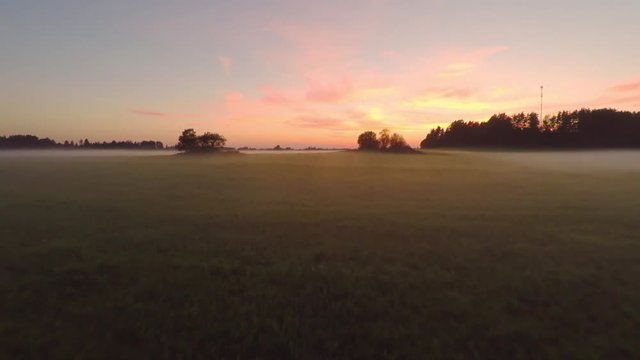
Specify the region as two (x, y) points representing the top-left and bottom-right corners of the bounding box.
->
(0, 149), (179, 158)
(480, 150), (640, 172)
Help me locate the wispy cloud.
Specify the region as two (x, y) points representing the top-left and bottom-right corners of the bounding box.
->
(287, 116), (350, 130)
(304, 78), (354, 103)
(591, 93), (640, 107)
(438, 46), (508, 77)
(225, 91), (245, 104)
(610, 79), (640, 93)
(219, 55), (232, 74)
(285, 107), (395, 133)
(130, 109), (168, 117)
(587, 77), (640, 108)
(261, 86), (292, 106)
(439, 63), (475, 77)
(403, 88), (490, 111)
(129, 109), (204, 120)
(470, 46), (509, 59)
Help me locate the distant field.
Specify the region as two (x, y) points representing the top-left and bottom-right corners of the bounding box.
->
(1, 150), (639, 359)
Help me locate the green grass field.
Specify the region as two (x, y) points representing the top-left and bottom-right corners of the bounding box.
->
(1, 150), (639, 359)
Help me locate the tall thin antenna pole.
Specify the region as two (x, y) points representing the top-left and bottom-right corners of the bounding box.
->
(540, 85), (544, 121)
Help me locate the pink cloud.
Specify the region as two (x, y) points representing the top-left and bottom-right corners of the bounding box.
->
(285, 108), (395, 133)
(129, 109), (204, 120)
(425, 88), (476, 99)
(304, 78), (354, 103)
(585, 78), (640, 109)
(592, 93), (640, 107)
(287, 116), (349, 130)
(469, 46), (509, 60)
(611, 94), (640, 105)
(261, 86), (292, 105)
(259, 74), (381, 107)
(438, 63), (475, 77)
(610, 79), (640, 93)
(438, 46), (508, 77)
(130, 109), (167, 117)
(225, 91), (245, 105)
(219, 55), (232, 74)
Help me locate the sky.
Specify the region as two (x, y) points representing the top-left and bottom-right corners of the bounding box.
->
(1, 0), (639, 148)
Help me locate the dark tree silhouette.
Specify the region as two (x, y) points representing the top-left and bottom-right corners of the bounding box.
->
(527, 112), (540, 132)
(420, 108), (640, 149)
(420, 127), (444, 148)
(0, 135), (56, 148)
(199, 132), (226, 149)
(0, 135), (163, 150)
(388, 133), (411, 152)
(357, 129), (414, 153)
(177, 129), (198, 151)
(357, 131), (380, 150)
(177, 129), (227, 152)
(378, 129), (391, 150)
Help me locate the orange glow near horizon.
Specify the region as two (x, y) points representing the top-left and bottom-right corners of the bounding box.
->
(1, 1), (639, 148)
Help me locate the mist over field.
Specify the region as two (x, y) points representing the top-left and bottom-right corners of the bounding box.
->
(0, 149), (344, 157)
(1, 150), (639, 358)
(483, 150), (640, 172)
(0, 149), (179, 158)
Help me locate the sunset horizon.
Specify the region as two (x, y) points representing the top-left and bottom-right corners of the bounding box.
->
(3, 1), (640, 358)
(3, 1), (640, 148)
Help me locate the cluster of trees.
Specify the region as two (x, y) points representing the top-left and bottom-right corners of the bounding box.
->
(177, 129), (227, 152)
(421, 108), (640, 148)
(357, 129), (413, 152)
(77, 140), (163, 149)
(0, 135), (58, 149)
(0, 135), (164, 149)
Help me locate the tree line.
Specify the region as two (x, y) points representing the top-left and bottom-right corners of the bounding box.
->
(357, 129), (414, 152)
(5, 108), (640, 151)
(0, 135), (164, 150)
(420, 108), (640, 148)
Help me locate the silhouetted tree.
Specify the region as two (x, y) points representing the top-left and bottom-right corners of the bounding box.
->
(177, 129), (198, 151)
(511, 112), (528, 130)
(139, 140), (163, 149)
(357, 131), (380, 150)
(527, 113), (540, 132)
(199, 132), (226, 150)
(388, 133), (411, 152)
(420, 127), (444, 148)
(357, 129), (414, 153)
(379, 129), (391, 150)
(419, 108), (640, 149)
(177, 129), (227, 152)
